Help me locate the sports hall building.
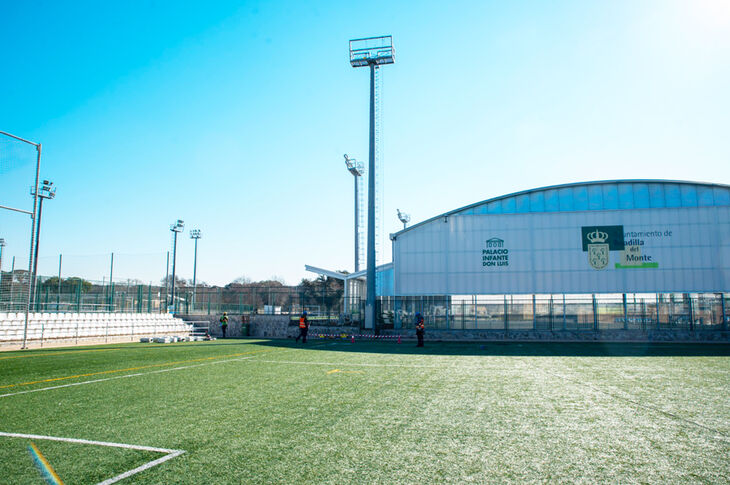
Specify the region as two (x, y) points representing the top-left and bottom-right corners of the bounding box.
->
(374, 179), (730, 334)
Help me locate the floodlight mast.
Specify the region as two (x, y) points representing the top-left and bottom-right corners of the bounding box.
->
(349, 35), (394, 331)
(29, 180), (56, 306)
(397, 209), (411, 230)
(344, 154), (363, 272)
(169, 220), (184, 312)
(190, 229), (201, 312)
(0, 130), (41, 349)
(0, 238), (5, 272)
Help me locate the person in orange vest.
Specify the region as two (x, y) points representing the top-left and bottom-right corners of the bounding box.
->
(295, 311), (309, 343)
(415, 312), (425, 347)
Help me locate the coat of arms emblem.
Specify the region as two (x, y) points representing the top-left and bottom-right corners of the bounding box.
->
(587, 229), (609, 270)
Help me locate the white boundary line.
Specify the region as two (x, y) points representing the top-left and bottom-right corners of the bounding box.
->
(0, 342), (336, 399)
(0, 356), (255, 399)
(0, 431), (185, 485)
(254, 359), (445, 368)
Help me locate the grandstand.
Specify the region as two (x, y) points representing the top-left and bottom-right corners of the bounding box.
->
(0, 312), (193, 347)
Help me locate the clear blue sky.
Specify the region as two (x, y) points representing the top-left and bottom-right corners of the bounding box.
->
(1, 0), (729, 286)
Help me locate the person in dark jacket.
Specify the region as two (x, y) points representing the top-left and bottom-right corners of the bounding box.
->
(415, 312), (425, 347)
(296, 311), (309, 343)
(220, 312), (229, 338)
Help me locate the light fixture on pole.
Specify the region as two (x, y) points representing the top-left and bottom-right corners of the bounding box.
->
(169, 219), (184, 312)
(349, 35), (395, 330)
(344, 154), (364, 272)
(397, 209), (411, 230)
(29, 180), (56, 306)
(0, 238), (5, 273)
(190, 229), (201, 312)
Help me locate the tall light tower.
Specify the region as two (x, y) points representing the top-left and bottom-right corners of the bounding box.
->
(169, 219), (184, 312)
(0, 238), (5, 272)
(344, 154), (364, 272)
(29, 180), (56, 306)
(397, 209), (411, 230)
(349, 35), (395, 331)
(0, 130), (41, 349)
(190, 229), (201, 312)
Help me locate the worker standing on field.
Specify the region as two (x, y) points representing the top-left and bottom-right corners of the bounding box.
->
(220, 312), (229, 338)
(415, 312), (425, 347)
(296, 311), (309, 343)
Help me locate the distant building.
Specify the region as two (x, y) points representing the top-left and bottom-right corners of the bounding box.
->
(382, 180), (730, 333)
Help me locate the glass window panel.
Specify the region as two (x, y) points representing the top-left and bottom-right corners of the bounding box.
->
(633, 183), (650, 208)
(713, 187), (730, 206)
(529, 191), (545, 212)
(588, 185), (603, 210)
(515, 194), (530, 213)
(680, 185), (698, 207)
(544, 189), (560, 212)
(602, 184), (619, 209)
(665, 184), (681, 207)
(618, 184), (634, 209)
(487, 200), (502, 214)
(649, 183), (665, 208)
(573, 186), (589, 211)
(501, 196), (517, 214)
(697, 186), (714, 206)
(558, 188), (574, 211)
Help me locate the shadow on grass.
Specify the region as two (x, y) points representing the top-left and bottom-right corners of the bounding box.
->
(244, 338), (730, 357)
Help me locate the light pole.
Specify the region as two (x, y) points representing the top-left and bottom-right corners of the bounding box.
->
(397, 209), (411, 230)
(0, 238), (5, 273)
(349, 35), (395, 330)
(0, 130), (41, 349)
(344, 154), (364, 272)
(190, 229), (201, 312)
(169, 219), (184, 312)
(29, 180), (56, 307)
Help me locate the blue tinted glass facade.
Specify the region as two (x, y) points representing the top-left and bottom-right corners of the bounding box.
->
(449, 182), (730, 218)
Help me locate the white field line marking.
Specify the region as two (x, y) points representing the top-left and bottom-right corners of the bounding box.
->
(0, 431), (185, 485)
(0, 343), (334, 399)
(254, 359), (446, 368)
(0, 356), (254, 399)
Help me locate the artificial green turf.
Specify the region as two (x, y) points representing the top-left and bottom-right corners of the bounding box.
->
(0, 339), (728, 483)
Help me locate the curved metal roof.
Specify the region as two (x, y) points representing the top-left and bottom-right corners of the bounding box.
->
(394, 179), (730, 237)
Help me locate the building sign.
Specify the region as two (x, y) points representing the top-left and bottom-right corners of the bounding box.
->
(581, 226), (624, 270)
(482, 237), (509, 268)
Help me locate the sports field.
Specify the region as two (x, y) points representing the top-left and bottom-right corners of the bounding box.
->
(1, 339), (729, 484)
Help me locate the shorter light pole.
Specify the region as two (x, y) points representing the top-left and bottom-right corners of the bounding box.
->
(190, 229), (201, 312)
(30, 180), (56, 307)
(344, 154), (364, 272)
(169, 220), (184, 312)
(397, 209), (410, 230)
(0, 238), (5, 273)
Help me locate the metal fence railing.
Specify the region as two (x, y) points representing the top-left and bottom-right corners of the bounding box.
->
(387, 293), (729, 332)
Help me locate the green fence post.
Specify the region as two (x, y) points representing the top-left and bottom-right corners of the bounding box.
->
(147, 285), (152, 313)
(721, 293), (727, 331)
(208, 296), (211, 315)
(592, 294), (598, 331)
(76, 282), (81, 312)
(622, 293), (628, 330)
(503, 295), (508, 334)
